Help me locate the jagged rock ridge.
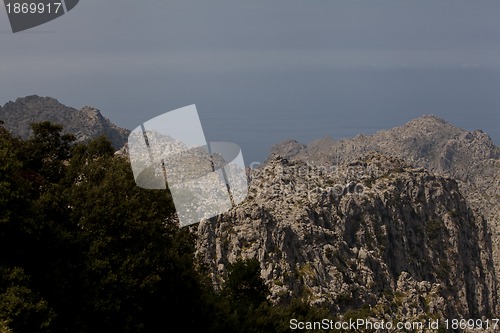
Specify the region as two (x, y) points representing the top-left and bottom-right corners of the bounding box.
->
(196, 154), (497, 322)
(268, 115), (500, 313)
(0, 95), (129, 148)
(196, 116), (499, 325)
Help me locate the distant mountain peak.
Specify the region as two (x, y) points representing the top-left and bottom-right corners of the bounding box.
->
(16, 94), (58, 103)
(12, 95), (68, 111)
(266, 115), (500, 313)
(416, 114), (447, 123)
(399, 115), (461, 135)
(0, 95), (129, 149)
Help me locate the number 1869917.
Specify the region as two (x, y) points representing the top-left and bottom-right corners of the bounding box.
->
(444, 319), (499, 330)
(5, 2), (62, 14)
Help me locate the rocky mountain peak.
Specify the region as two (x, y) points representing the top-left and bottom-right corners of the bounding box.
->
(14, 94), (61, 106)
(0, 95), (129, 149)
(408, 114), (447, 125)
(268, 140), (306, 162)
(197, 153), (497, 320)
(197, 115), (499, 321)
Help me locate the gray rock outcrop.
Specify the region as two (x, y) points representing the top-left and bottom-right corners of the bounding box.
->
(267, 115), (500, 314)
(196, 154), (497, 323)
(0, 95), (129, 148)
(196, 116), (499, 325)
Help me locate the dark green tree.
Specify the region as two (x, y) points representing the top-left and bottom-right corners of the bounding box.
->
(22, 121), (75, 184)
(223, 258), (269, 310)
(54, 136), (207, 332)
(0, 125), (213, 332)
(0, 267), (55, 333)
(0, 125), (29, 225)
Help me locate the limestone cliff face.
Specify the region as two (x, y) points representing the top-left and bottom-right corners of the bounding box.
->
(266, 115), (500, 315)
(196, 154), (497, 321)
(0, 95), (129, 148)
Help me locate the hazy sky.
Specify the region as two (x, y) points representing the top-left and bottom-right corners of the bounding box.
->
(1, 0), (499, 162)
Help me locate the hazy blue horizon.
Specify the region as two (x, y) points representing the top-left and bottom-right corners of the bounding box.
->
(4, 66), (498, 164)
(2, 1), (499, 163)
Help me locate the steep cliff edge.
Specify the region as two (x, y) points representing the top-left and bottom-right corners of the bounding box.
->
(267, 115), (500, 315)
(196, 154), (497, 322)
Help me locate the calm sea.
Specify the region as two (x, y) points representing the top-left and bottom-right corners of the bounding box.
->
(197, 68), (500, 164)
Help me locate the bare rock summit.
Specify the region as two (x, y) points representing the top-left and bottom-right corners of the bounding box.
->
(0, 95), (129, 148)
